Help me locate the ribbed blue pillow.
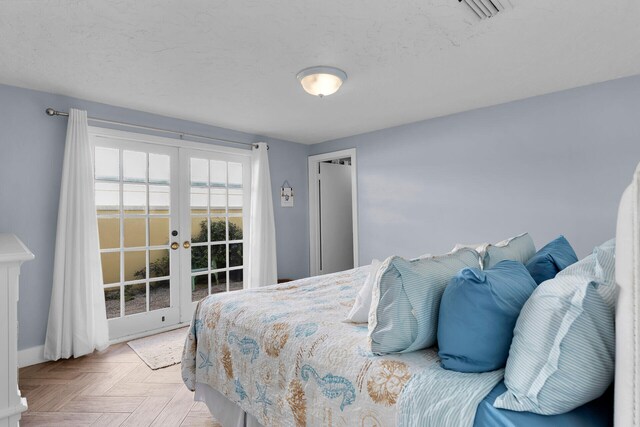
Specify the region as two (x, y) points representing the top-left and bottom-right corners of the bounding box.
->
(438, 260), (537, 373)
(525, 236), (578, 284)
(494, 275), (615, 415)
(368, 249), (481, 355)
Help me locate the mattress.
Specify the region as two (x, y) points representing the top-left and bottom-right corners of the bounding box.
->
(181, 266), (500, 426)
(196, 380), (613, 427)
(474, 382), (613, 427)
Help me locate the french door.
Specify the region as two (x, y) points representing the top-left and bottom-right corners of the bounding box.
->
(179, 148), (250, 321)
(91, 130), (250, 339)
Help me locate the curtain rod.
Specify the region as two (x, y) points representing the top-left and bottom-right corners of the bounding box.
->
(45, 108), (265, 150)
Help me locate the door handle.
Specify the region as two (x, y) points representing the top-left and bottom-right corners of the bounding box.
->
(183, 241), (191, 249)
(171, 242), (179, 250)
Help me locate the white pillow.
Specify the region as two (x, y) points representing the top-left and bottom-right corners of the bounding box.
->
(344, 259), (381, 323)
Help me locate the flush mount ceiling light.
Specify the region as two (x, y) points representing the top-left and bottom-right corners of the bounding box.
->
(297, 66), (347, 97)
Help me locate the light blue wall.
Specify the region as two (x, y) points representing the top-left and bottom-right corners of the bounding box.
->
(0, 84), (310, 351)
(4, 74), (640, 352)
(311, 75), (640, 264)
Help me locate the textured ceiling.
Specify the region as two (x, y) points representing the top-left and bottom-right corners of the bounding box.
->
(1, 0), (639, 144)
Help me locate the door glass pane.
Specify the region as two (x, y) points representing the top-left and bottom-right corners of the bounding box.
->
(191, 217), (208, 243)
(149, 217), (169, 246)
(123, 184), (147, 214)
(229, 243), (243, 267)
(95, 182), (120, 214)
(95, 147), (119, 181)
(192, 245), (208, 273)
(98, 218), (120, 249)
(124, 218), (146, 248)
(125, 250), (146, 281)
(123, 150), (147, 182)
(150, 280), (170, 311)
(228, 163), (243, 210)
(104, 287), (121, 319)
(210, 217), (226, 242)
(228, 188), (243, 209)
(211, 244), (226, 270)
(210, 188), (226, 213)
(229, 269), (243, 292)
(228, 162), (242, 186)
(211, 272), (227, 294)
(190, 158), (208, 186)
(101, 252), (120, 284)
(149, 249), (170, 278)
(229, 217), (243, 240)
(149, 153), (170, 184)
(149, 185), (170, 214)
(124, 283), (147, 315)
(192, 274), (208, 302)
(190, 187), (207, 215)
(210, 160), (227, 187)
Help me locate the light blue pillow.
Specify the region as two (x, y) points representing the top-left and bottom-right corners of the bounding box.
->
(484, 233), (536, 269)
(438, 260), (537, 373)
(558, 238), (616, 311)
(494, 275), (615, 415)
(525, 235), (578, 284)
(368, 248), (481, 355)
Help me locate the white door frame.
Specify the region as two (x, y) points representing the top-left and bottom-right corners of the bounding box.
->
(308, 149), (359, 276)
(88, 126), (252, 340)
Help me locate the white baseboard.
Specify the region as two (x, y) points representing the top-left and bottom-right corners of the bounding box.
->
(109, 322), (190, 345)
(17, 322), (190, 368)
(18, 345), (45, 368)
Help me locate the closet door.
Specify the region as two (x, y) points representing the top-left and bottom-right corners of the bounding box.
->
(318, 162), (354, 274)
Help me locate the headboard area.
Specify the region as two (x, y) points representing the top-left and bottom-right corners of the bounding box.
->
(615, 163), (640, 426)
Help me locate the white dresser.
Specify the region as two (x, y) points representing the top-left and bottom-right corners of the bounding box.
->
(0, 235), (34, 427)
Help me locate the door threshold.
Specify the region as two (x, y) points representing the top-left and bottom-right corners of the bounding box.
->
(109, 321), (191, 345)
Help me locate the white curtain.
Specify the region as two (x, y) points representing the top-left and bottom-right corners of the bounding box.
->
(248, 142), (277, 288)
(44, 109), (109, 360)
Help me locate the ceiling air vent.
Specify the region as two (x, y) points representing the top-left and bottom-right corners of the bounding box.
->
(460, 0), (513, 19)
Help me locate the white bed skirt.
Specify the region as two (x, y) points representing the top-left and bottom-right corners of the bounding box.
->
(195, 382), (263, 427)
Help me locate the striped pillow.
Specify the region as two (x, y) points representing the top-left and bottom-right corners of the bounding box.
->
(484, 233), (536, 269)
(368, 248), (481, 355)
(494, 274), (615, 415)
(558, 239), (617, 311)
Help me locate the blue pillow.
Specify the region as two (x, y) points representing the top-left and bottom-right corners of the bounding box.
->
(525, 236), (578, 284)
(438, 260), (537, 373)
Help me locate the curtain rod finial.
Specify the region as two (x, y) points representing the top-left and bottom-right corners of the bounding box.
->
(45, 108), (56, 116)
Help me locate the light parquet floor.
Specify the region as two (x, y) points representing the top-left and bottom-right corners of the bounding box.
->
(18, 342), (221, 427)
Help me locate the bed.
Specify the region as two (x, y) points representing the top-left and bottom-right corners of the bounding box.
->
(182, 163), (640, 426)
